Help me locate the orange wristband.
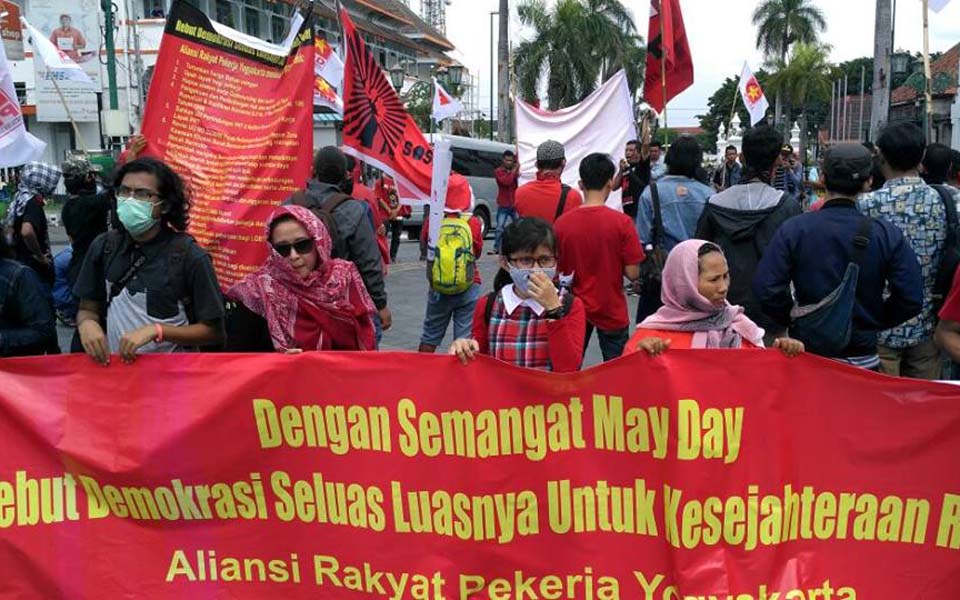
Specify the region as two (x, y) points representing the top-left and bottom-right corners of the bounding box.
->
(154, 324), (164, 344)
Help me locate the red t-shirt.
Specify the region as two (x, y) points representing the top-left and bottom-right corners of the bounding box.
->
(494, 167), (520, 208)
(555, 205), (645, 330)
(939, 269), (960, 322)
(420, 214), (484, 285)
(515, 172), (583, 224)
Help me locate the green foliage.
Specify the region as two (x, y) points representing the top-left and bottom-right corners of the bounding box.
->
(514, 0), (645, 110)
(752, 0), (827, 64)
(403, 81), (434, 132)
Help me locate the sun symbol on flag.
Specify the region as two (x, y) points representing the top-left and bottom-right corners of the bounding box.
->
(315, 38), (328, 53)
(747, 82), (762, 103)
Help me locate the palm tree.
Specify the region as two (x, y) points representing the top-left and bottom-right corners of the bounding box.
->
(752, 0), (827, 135)
(514, 0), (643, 110)
(766, 43), (833, 163)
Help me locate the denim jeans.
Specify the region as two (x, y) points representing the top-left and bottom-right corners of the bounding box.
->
(494, 207), (518, 252)
(420, 283), (481, 347)
(583, 322), (629, 362)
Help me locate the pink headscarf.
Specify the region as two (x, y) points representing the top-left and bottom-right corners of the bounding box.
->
(639, 239), (765, 349)
(227, 205), (377, 351)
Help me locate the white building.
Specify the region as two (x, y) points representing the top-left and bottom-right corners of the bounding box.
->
(7, 0), (466, 165)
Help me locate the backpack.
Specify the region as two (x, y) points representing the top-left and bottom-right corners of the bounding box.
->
(290, 190), (352, 259)
(789, 217), (873, 357)
(932, 185), (960, 308)
(430, 215), (475, 295)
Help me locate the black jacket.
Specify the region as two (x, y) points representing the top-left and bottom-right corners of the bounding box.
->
(696, 183), (801, 333)
(753, 201), (923, 357)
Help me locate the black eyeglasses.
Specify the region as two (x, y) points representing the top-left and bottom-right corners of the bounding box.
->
(272, 238), (315, 257)
(115, 185), (162, 202)
(508, 255), (557, 269)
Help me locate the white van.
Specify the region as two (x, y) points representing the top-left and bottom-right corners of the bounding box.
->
(406, 134), (514, 238)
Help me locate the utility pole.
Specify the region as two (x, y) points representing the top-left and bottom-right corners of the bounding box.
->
(496, 0), (509, 143)
(869, 0), (893, 142)
(101, 0), (119, 111)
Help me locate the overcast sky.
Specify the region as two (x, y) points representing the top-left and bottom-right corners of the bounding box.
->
(444, 0), (960, 127)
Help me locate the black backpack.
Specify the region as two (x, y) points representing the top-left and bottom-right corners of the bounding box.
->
(932, 185), (960, 307)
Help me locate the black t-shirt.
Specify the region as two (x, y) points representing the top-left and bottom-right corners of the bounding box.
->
(620, 163), (646, 205)
(74, 229), (225, 353)
(14, 197), (52, 283)
(62, 193), (111, 285)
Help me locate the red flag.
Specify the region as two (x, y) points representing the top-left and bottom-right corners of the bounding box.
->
(642, 0), (693, 113)
(340, 8), (432, 201)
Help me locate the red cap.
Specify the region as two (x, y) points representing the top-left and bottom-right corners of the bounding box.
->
(445, 173), (472, 212)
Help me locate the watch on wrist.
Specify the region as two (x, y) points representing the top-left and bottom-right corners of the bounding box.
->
(544, 305), (566, 320)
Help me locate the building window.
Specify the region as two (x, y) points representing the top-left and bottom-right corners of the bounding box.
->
(215, 0), (236, 28)
(243, 7), (261, 38)
(271, 15), (286, 43)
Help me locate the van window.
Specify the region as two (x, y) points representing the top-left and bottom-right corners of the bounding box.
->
(451, 148), (502, 178)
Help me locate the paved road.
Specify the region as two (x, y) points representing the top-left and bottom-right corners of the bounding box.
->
(54, 228), (634, 367)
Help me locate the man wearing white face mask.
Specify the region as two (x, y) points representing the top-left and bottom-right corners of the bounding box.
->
(74, 158), (225, 365)
(554, 153), (645, 361)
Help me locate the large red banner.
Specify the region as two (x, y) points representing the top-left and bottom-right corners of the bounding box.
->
(340, 8), (433, 202)
(141, 1), (314, 288)
(2, 351), (960, 598)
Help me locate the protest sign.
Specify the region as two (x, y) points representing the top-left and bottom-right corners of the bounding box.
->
(140, 0), (314, 288)
(2, 351), (960, 598)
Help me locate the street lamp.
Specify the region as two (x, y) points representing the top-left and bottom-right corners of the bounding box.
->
(489, 11), (498, 141)
(448, 64), (464, 88)
(388, 62), (406, 93)
(891, 51), (912, 78)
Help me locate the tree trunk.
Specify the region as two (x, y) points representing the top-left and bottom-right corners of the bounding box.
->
(870, 0), (893, 142)
(497, 0), (510, 142)
(799, 111), (809, 168)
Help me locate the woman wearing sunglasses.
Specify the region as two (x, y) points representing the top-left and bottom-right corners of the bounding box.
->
(225, 205), (377, 352)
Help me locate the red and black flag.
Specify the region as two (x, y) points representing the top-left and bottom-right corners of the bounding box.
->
(340, 7), (432, 201)
(642, 0), (694, 113)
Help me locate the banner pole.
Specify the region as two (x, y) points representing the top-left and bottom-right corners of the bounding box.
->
(50, 76), (86, 151)
(659, 0), (668, 145)
(922, 0), (933, 143)
(728, 74), (740, 128)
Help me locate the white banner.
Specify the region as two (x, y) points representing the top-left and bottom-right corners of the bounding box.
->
(432, 78), (461, 123)
(738, 62), (770, 127)
(0, 27), (44, 167)
(515, 70), (636, 211)
(23, 1), (100, 84)
(427, 137), (453, 259)
(23, 3), (100, 123)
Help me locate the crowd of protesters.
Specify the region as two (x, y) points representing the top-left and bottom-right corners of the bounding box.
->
(2, 120), (960, 381)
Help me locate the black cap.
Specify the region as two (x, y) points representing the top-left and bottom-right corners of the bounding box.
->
(824, 143), (874, 184)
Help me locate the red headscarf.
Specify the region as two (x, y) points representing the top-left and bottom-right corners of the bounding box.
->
(227, 205), (377, 351)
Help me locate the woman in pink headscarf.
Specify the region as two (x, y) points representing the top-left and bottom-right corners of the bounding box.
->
(225, 205), (377, 352)
(627, 239), (804, 357)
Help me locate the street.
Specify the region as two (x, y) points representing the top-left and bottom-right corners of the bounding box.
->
(53, 227), (624, 367)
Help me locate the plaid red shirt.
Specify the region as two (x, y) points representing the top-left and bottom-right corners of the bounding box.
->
(471, 287), (586, 372)
(487, 294), (554, 371)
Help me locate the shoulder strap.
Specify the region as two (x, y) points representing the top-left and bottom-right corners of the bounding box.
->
(320, 192), (352, 217)
(107, 249), (146, 307)
(483, 291), (499, 325)
(649, 182), (664, 248)
(289, 190), (310, 207)
(851, 216), (873, 268)
(933, 185), (960, 231)
(555, 184), (571, 221)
